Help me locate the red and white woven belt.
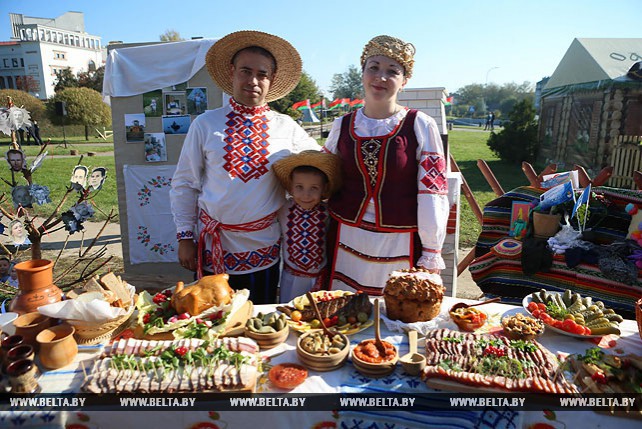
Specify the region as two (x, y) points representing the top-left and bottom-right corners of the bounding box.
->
(197, 209), (277, 278)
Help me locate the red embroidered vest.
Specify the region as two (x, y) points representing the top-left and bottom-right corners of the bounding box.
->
(329, 109), (419, 231)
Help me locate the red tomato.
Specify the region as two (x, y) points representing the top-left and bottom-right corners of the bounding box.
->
(537, 303), (547, 312)
(532, 309), (541, 318)
(268, 363), (308, 389)
(561, 319), (576, 332)
(527, 302), (538, 312)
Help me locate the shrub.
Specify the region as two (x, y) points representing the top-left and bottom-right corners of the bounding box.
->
(48, 87), (111, 140)
(487, 99), (538, 164)
(0, 89), (46, 121)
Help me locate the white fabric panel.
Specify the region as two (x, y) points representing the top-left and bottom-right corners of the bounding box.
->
(124, 164), (177, 264)
(103, 39), (217, 97)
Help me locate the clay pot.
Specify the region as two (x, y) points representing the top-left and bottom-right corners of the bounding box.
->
(13, 312), (52, 349)
(532, 212), (562, 239)
(3, 344), (34, 373)
(36, 323), (77, 369)
(6, 358), (41, 393)
(10, 259), (62, 315)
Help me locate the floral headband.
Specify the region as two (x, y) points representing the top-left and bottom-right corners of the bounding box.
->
(360, 35), (416, 78)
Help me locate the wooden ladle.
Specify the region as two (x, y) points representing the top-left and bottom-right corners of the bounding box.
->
(399, 330), (426, 376)
(373, 298), (386, 354)
(306, 292), (335, 337)
(449, 297), (501, 312)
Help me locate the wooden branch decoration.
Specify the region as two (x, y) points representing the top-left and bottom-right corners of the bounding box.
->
(634, 171), (642, 190)
(476, 159), (504, 197)
(521, 162), (539, 187)
(39, 187), (74, 231)
(573, 165), (591, 188)
(81, 209), (116, 258)
(450, 154), (484, 224)
(537, 164), (557, 182)
(457, 248), (477, 276)
(592, 166), (613, 186)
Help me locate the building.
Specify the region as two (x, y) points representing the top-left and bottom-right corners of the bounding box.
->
(0, 11), (104, 99)
(538, 38), (642, 187)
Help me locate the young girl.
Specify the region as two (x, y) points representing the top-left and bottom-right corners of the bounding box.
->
(272, 151), (341, 303)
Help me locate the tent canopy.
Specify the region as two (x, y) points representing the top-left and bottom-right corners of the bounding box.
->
(544, 38), (642, 93)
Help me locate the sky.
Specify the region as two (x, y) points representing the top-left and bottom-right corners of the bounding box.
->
(1, 0), (641, 96)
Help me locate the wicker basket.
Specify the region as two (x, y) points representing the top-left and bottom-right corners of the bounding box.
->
(66, 305), (135, 345)
(635, 298), (642, 338)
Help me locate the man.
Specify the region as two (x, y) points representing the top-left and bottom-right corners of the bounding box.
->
(88, 167), (107, 190)
(6, 149), (26, 172)
(70, 165), (88, 190)
(170, 30), (319, 304)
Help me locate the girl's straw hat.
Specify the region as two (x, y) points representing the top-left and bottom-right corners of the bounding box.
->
(272, 151), (342, 198)
(206, 30), (302, 102)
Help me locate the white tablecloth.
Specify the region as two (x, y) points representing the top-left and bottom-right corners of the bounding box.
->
(2, 296), (641, 429)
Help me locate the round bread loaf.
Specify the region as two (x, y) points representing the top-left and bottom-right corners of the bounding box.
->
(383, 268), (444, 323)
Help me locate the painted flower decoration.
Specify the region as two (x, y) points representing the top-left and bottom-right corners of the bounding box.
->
(71, 201), (95, 222)
(29, 184), (51, 205)
(8, 106), (32, 130)
(61, 210), (83, 234)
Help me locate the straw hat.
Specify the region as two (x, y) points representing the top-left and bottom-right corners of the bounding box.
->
(272, 151), (342, 198)
(205, 30), (302, 103)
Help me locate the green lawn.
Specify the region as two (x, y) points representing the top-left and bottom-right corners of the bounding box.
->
(449, 129), (524, 247)
(0, 155), (118, 222)
(0, 129), (524, 249)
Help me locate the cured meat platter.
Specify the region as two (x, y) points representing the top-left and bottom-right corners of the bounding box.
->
(82, 337), (260, 393)
(422, 328), (578, 394)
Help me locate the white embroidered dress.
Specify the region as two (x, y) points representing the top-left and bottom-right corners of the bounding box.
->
(323, 108), (449, 294)
(170, 100), (319, 274)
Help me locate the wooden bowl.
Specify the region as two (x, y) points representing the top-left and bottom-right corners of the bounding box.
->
(244, 324), (289, 350)
(351, 339), (398, 378)
(449, 307), (487, 332)
(296, 331), (350, 372)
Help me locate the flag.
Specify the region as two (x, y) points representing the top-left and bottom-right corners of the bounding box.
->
(537, 181), (574, 212)
(572, 184), (591, 217)
(311, 101), (322, 110)
(328, 98), (342, 110)
(292, 99), (310, 110)
(444, 96), (454, 106)
(350, 99), (364, 108)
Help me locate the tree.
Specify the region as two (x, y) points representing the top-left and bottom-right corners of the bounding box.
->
(54, 69), (79, 92)
(77, 66), (105, 93)
(160, 29), (184, 42)
(330, 65), (363, 100)
(15, 76), (39, 94)
(0, 89), (45, 121)
(453, 82), (534, 118)
(487, 99), (539, 164)
(270, 71), (321, 118)
(48, 87), (111, 140)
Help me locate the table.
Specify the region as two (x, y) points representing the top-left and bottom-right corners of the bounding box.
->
(1, 296), (641, 429)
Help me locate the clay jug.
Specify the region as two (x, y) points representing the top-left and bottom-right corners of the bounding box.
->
(10, 259), (62, 315)
(36, 323), (77, 369)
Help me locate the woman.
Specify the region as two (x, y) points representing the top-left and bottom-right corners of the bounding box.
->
(323, 35), (449, 296)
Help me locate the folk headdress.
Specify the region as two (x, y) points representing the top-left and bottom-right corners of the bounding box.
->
(205, 30), (302, 102)
(360, 35), (416, 78)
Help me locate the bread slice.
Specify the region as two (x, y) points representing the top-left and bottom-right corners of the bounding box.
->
(99, 272), (131, 307)
(66, 287), (85, 300)
(83, 277), (105, 293)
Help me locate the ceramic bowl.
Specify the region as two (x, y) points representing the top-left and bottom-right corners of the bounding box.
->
(449, 307), (487, 332)
(296, 331), (350, 372)
(244, 324), (290, 350)
(12, 312), (51, 348)
(351, 339), (398, 378)
(36, 323), (78, 369)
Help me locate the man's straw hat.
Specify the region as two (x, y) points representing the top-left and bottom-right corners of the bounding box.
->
(205, 30), (302, 103)
(272, 151), (342, 198)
